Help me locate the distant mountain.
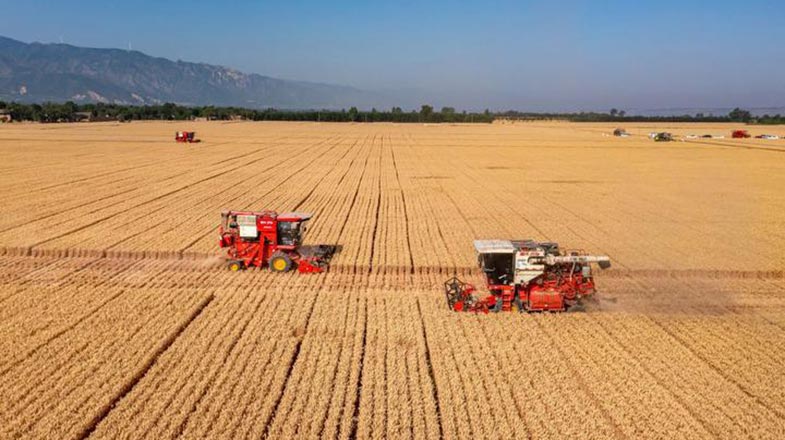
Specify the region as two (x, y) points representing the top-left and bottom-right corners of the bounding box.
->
(0, 36), (379, 109)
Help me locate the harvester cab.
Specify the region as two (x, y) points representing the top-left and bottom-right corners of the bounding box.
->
(446, 240), (611, 313)
(219, 210), (335, 273)
(613, 128), (629, 137)
(175, 131), (200, 143)
(654, 132), (673, 142)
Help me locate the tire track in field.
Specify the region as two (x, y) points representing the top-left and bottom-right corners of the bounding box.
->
(423, 299), (479, 439)
(99, 274), (271, 437)
(604, 268), (785, 279)
(473, 320), (535, 439)
(289, 137), (358, 212)
(620, 276), (785, 420)
(120, 134), (323, 251)
(7, 138), (282, 237)
(0, 137), (177, 144)
(334, 136), (375, 256)
(408, 132), (633, 270)
(684, 138), (785, 153)
(389, 137), (415, 274)
(0, 257), (104, 306)
(295, 292), (360, 438)
(403, 134), (462, 271)
(532, 317), (628, 439)
(176, 135), (347, 253)
(747, 279), (785, 332)
(169, 293), (271, 438)
(363, 134), (384, 273)
(0, 187), (140, 235)
(259, 283), (323, 440)
(586, 314), (719, 438)
(0, 138), (234, 196)
(24, 139), (297, 250)
(75, 293), (215, 440)
(0, 256), (69, 287)
(3, 161), (156, 195)
(345, 298), (368, 440)
(415, 298), (445, 440)
(0, 260), (168, 376)
(295, 135), (368, 228)
(646, 314), (785, 420)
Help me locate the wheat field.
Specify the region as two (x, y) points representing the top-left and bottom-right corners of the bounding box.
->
(1, 120), (784, 439)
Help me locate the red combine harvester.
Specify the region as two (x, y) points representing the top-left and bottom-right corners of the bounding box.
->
(175, 131), (200, 143)
(445, 240), (611, 313)
(219, 210), (335, 273)
(732, 130), (751, 139)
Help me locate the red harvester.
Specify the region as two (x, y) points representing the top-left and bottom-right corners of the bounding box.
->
(219, 210), (335, 273)
(732, 130), (751, 139)
(175, 131), (200, 143)
(445, 240), (611, 313)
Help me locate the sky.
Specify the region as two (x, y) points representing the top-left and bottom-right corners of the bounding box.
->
(1, 0), (784, 111)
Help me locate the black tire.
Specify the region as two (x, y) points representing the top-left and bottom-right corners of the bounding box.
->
(269, 252), (293, 273)
(227, 260), (243, 272)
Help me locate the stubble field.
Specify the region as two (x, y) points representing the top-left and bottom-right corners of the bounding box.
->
(1, 120), (785, 439)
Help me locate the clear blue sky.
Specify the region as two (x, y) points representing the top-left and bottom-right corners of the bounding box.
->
(1, 0), (783, 111)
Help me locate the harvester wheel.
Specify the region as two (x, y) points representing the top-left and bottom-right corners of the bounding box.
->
(269, 252), (293, 272)
(227, 260), (243, 272)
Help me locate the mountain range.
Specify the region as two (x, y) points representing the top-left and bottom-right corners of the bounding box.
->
(0, 36), (380, 109)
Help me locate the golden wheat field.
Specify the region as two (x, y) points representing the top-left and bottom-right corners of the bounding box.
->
(1, 120), (785, 439)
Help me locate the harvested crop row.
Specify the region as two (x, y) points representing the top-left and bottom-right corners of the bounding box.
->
(0, 259), (167, 372)
(103, 134), (348, 256)
(89, 275), (318, 439)
(29, 137), (313, 253)
(264, 286), (366, 439)
(0, 286), (212, 439)
(287, 136), (370, 245)
(4, 121), (785, 271)
(538, 313), (713, 438)
(589, 312), (784, 439)
(368, 137), (412, 273)
(649, 311), (785, 418)
(355, 293), (440, 440)
(329, 135), (383, 272)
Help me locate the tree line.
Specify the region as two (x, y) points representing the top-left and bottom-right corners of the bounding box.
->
(0, 102), (494, 123)
(497, 108), (785, 124)
(0, 101), (782, 125)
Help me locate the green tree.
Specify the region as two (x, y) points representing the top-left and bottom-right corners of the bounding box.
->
(728, 107), (752, 122)
(610, 108), (618, 117)
(348, 106), (360, 122)
(441, 106), (455, 122)
(420, 104), (433, 121)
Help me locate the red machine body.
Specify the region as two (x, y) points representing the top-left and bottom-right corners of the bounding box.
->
(175, 131), (200, 143)
(732, 130), (751, 139)
(218, 210), (335, 273)
(445, 240), (611, 313)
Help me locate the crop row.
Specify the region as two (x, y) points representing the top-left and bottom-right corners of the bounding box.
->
(0, 285), (212, 438)
(3, 122), (784, 272)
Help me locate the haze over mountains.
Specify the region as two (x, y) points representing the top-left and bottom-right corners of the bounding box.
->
(0, 36), (382, 110)
(1, 35), (781, 116)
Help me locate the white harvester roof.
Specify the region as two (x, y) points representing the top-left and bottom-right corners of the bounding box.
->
(473, 239), (516, 254)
